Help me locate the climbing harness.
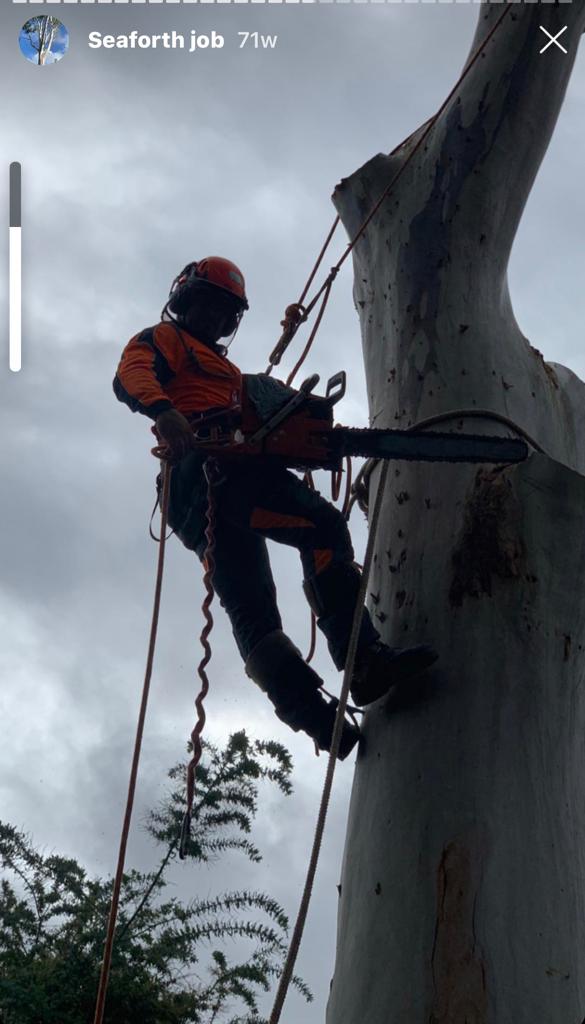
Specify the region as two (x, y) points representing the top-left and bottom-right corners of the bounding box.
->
(96, 6), (516, 1020)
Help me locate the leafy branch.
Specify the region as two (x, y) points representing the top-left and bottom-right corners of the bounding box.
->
(0, 732), (308, 1024)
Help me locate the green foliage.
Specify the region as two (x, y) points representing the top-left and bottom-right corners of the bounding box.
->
(0, 731), (309, 1023)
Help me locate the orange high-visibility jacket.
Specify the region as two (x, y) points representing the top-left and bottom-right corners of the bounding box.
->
(113, 322), (242, 420)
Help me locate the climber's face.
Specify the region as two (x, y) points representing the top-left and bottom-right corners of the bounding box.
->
(183, 286), (243, 345)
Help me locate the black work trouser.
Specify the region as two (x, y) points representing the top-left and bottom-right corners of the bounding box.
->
(168, 453), (378, 662)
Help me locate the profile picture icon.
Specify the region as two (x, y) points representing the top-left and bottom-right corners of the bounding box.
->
(19, 16), (69, 66)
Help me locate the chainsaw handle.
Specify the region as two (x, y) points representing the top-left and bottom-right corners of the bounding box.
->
(299, 373), (320, 394)
(325, 371), (346, 406)
(247, 374), (320, 444)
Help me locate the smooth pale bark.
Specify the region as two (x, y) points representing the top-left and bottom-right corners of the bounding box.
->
(327, 5), (585, 1023)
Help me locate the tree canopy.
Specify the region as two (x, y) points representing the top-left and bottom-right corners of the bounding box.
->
(0, 731), (310, 1023)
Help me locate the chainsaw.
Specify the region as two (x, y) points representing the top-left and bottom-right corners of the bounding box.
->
(186, 371), (529, 472)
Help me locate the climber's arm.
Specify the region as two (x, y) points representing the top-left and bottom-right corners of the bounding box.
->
(113, 326), (177, 420)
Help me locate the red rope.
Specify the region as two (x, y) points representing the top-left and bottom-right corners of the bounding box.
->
(267, 218), (340, 373)
(285, 274), (336, 387)
(92, 462), (172, 1024)
(298, 216), (341, 307)
(179, 457), (219, 859)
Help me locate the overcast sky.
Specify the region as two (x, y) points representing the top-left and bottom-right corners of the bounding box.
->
(1, 3), (584, 1020)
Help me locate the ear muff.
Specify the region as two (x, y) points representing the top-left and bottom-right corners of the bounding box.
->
(167, 263), (201, 317)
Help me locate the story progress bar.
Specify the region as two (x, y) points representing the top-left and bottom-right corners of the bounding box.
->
(9, 163), (21, 374)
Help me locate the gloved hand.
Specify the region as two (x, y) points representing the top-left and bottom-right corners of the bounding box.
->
(155, 409), (195, 459)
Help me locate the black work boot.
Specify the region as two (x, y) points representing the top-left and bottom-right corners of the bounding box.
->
(244, 630), (360, 761)
(303, 562), (438, 706)
(350, 642), (438, 707)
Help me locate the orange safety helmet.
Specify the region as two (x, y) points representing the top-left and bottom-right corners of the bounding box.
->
(195, 257), (248, 308)
(167, 256), (249, 318)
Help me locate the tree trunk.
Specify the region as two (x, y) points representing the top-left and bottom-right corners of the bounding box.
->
(327, 5), (585, 1023)
(38, 18), (55, 66)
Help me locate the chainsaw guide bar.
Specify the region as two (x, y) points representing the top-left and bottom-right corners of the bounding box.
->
(330, 426), (529, 466)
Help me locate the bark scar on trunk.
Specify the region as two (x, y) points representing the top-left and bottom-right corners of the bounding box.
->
(449, 467), (523, 607)
(429, 840), (487, 1024)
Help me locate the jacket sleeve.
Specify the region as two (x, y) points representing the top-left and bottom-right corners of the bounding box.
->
(113, 326), (178, 419)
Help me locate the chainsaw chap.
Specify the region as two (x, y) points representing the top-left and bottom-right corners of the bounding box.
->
(114, 256), (437, 760)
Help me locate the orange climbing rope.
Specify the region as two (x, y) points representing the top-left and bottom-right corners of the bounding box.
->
(179, 457), (221, 860)
(267, 217), (340, 375)
(93, 462), (172, 1024)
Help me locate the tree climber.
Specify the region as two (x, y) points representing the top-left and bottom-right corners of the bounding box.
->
(114, 257), (438, 760)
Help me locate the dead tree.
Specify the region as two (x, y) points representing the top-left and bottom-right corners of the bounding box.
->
(327, 4), (585, 1022)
